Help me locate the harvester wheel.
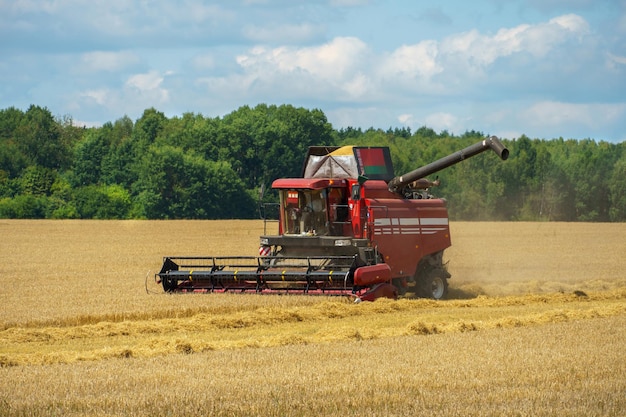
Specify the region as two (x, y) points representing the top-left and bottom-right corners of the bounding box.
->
(416, 269), (448, 300)
(414, 252), (449, 300)
(420, 273), (448, 300)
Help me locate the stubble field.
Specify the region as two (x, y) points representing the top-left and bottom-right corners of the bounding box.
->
(1, 220), (625, 416)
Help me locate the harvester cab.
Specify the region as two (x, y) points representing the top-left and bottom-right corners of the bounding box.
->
(157, 136), (509, 301)
(270, 146), (394, 237)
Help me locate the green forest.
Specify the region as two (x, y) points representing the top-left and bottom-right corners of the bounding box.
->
(1, 104), (625, 221)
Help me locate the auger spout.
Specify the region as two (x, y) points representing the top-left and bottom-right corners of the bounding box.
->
(387, 136), (508, 194)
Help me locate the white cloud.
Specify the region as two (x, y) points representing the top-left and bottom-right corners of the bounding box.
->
(126, 71), (166, 92)
(121, 71), (171, 108)
(424, 112), (460, 133)
(440, 14), (590, 72)
(2, 1), (622, 142)
(326, 106), (390, 130)
(521, 101), (626, 130)
(380, 41), (442, 80)
(223, 13), (594, 102)
(80, 89), (111, 106)
(231, 37), (372, 99)
(287, 37), (368, 80)
(1, 0), (238, 51)
(238, 40), (344, 78)
(397, 114), (414, 125)
(71, 119), (103, 128)
(549, 13), (590, 34)
(74, 70), (173, 119)
(80, 51), (139, 72)
(607, 52), (626, 69)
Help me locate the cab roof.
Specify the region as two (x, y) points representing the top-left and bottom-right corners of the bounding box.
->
(301, 146), (394, 181)
(272, 178), (348, 190)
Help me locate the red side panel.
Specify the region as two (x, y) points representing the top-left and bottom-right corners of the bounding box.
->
(368, 198), (451, 278)
(358, 283), (398, 302)
(354, 263), (392, 286)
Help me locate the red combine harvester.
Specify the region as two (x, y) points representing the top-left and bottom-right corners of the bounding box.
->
(156, 136), (508, 301)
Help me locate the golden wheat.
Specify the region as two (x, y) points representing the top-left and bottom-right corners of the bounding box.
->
(2, 291), (623, 366)
(1, 316), (624, 416)
(1, 220), (624, 328)
(0, 220), (625, 416)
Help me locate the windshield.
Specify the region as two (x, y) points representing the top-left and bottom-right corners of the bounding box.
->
(280, 189), (328, 235)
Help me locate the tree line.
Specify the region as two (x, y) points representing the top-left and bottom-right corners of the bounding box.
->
(1, 104), (624, 221)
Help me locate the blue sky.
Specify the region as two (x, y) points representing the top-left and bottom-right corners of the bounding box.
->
(1, 0), (625, 142)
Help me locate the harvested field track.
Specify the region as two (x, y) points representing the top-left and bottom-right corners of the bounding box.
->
(1, 220), (625, 416)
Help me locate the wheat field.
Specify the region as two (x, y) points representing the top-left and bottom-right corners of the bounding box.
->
(1, 220), (625, 416)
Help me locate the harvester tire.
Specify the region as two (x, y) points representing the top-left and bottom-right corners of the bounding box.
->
(420, 273), (448, 300)
(427, 276), (448, 300)
(414, 252), (449, 300)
